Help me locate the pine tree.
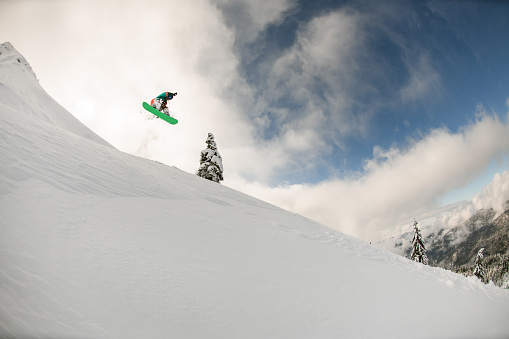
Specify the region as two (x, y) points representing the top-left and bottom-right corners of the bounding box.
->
(474, 248), (486, 284)
(410, 220), (429, 265)
(196, 133), (224, 183)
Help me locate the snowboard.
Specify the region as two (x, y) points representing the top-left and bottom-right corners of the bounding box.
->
(142, 102), (178, 125)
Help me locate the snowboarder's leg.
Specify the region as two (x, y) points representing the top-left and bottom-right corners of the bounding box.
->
(160, 101), (170, 116)
(152, 99), (162, 111)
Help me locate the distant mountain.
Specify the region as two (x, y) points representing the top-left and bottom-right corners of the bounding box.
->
(380, 204), (509, 264)
(426, 207), (509, 267)
(382, 205), (509, 287)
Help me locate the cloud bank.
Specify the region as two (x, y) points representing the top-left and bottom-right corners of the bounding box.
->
(238, 109), (509, 240)
(437, 168), (509, 231)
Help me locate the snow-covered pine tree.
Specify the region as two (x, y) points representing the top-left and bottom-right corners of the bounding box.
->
(410, 220), (429, 265)
(474, 248), (486, 284)
(196, 133), (224, 183)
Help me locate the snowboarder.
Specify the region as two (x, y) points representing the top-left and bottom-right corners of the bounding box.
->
(151, 91), (177, 116)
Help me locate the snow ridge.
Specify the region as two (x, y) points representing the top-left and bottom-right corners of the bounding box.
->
(0, 41), (111, 147)
(0, 42), (37, 80)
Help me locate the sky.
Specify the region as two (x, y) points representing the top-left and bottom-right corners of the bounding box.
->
(1, 0), (509, 241)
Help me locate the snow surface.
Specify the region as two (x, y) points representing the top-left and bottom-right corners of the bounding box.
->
(1, 42), (509, 339)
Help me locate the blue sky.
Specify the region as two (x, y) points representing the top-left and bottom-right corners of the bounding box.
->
(1, 0), (509, 240)
(226, 0), (509, 183)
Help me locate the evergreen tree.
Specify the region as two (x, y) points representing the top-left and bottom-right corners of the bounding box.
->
(474, 248), (486, 284)
(410, 220), (429, 265)
(196, 133), (224, 183)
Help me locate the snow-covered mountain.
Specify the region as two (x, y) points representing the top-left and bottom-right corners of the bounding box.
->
(377, 169), (509, 262)
(0, 42), (110, 148)
(1, 42), (509, 339)
(427, 208), (508, 266)
(378, 204), (509, 265)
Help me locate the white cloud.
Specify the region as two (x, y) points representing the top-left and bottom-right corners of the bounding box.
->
(216, 9), (375, 182)
(400, 53), (441, 103)
(267, 10), (367, 136)
(472, 170), (509, 214)
(0, 0), (449, 187)
(0, 0), (321, 184)
(212, 0), (294, 44)
(1, 0), (249, 172)
(234, 110), (509, 240)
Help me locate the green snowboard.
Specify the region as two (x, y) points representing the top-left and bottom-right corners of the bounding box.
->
(142, 102), (178, 125)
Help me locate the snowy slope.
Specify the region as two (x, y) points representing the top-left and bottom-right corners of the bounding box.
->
(1, 42), (509, 339)
(0, 42), (111, 147)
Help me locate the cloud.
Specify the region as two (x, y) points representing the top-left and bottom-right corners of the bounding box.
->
(212, 0), (295, 44)
(223, 2), (445, 182)
(265, 10), (369, 139)
(1, 0), (249, 173)
(214, 9), (377, 183)
(437, 169), (509, 230)
(234, 109), (509, 240)
(0, 0), (448, 186)
(472, 170), (509, 214)
(400, 53), (442, 103)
